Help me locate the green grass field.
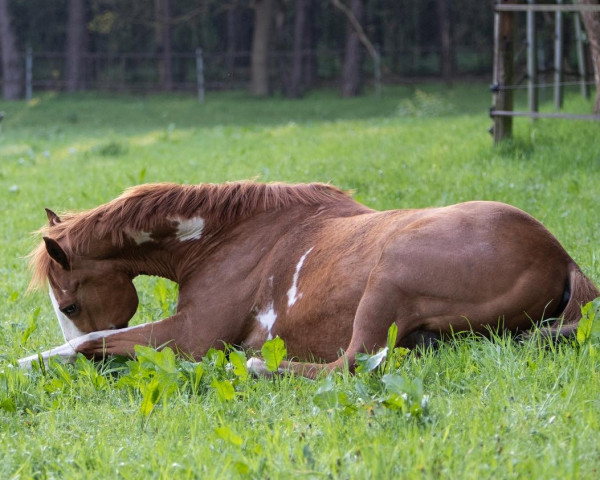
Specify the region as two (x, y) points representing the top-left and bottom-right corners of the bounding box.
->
(1, 84), (599, 479)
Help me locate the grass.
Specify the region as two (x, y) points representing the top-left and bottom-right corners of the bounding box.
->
(1, 84), (599, 479)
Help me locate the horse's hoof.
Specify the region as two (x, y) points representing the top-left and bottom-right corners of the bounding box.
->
(246, 357), (280, 378)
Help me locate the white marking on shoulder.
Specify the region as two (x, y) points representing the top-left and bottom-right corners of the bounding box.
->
(287, 247), (314, 308)
(169, 215), (205, 242)
(49, 288), (85, 342)
(256, 302), (277, 340)
(125, 229), (154, 245)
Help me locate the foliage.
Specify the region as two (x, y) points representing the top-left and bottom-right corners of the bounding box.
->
(576, 298), (600, 355)
(314, 325), (425, 420)
(261, 336), (287, 372)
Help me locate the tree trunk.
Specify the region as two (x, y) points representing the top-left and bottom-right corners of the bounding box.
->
(302, 3), (316, 89)
(437, 0), (453, 86)
(288, 0), (310, 98)
(382, 4), (399, 75)
(250, 0), (274, 96)
(341, 0), (364, 97)
(0, 0), (21, 100)
(66, 0), (87, 92)
(226, 6), (238, 75)
(155, 0), (173, 91)
(578, 0), (600, 112)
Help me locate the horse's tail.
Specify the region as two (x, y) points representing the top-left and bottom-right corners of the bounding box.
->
(546, 264), (599, 338)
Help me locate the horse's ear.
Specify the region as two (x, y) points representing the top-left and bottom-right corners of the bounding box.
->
(45, 208), (61, 227)
(43, 237), (70, 270)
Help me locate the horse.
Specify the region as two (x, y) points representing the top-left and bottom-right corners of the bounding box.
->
(21, 182), (599, 378)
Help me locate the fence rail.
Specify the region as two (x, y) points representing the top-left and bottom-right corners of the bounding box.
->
(491, 1), (599, 143)
(1, 46), (495, 96)
(496, 4), (600, 12)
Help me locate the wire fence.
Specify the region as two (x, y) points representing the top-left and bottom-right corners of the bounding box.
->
(2, 46), (494, 95)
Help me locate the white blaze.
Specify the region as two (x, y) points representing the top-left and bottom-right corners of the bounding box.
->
(287, 247), (314, 308)
(49, 288), (85, 341)
(169, 215), (205, 242)
(257, 302), (277, 340)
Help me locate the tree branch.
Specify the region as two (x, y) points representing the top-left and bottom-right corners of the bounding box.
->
(331, 0), (377, 60)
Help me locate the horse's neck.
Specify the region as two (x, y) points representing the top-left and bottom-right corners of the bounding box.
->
(122, 247), (180, 282)
(110, 200), (367, 284)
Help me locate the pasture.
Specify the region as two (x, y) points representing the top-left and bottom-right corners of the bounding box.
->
(1, 85), (599, 478)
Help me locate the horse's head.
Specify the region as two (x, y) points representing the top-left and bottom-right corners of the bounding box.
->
(35, 210), (139, 341)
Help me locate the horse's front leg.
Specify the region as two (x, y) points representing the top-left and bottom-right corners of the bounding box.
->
(18, 314), (187, 369)
(18, 312), (210, 369)
(74, 312), (206, 359)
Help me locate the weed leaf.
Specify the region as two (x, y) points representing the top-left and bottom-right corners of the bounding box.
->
(261, 336), (286, 372)
(211, 377), (235, 401)
(229, 350), (249, 379)
(206, 348), (227, 369)
(313, 376), (350, 410)
(21, 307), (40, 345)
(234, 462), (250, 474)
(140, 377), (161, 418)
(355, 347), (388, 373)
(386, 323), (398, 353)
(215, 425), (243, 446)
(577, 299), (600, 346)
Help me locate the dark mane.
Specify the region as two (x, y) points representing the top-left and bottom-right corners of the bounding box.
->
(28, 182), (352, 289)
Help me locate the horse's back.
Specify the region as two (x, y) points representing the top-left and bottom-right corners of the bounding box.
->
(373, 201), (573, 334)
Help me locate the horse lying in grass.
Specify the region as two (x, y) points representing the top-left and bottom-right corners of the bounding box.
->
(20, 182), (599, 378)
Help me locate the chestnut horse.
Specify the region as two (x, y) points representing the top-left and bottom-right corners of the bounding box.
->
(21, 182), (598, 378)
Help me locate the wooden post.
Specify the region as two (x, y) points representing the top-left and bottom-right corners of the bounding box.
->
(492, 0), (515, 143)
(574, 13), (590, 99)
(554, 0), (563, 110)
(374, 44), (381, 98)
(196, 47), (205, 104)
(527, 0), (538, 114)
(25, 47), (33, 101)
(25, 47), (32, 101)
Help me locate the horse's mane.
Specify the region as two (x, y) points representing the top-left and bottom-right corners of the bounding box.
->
(28, 181), (351, 289)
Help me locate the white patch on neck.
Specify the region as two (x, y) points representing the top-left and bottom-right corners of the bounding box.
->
(49, 288), (85, 341)
(287, 247), (314, 308)
(257, 302), (277, 340)
(169, 215), (205, 242)
(127, 230), (154, 245)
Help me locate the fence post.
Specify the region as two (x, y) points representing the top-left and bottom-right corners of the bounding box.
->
(526, 0), (538, 115)
(574, 13), (590, 99)
(374, 44), (381, 98)
(492, 0), (515, 143)
(25, 47), (32, 101)
(196, 48), (205, 104)
(554, 0), (563, 110)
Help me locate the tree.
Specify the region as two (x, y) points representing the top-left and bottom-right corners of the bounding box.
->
(578, 0), (600, 112)
(226, 4), (238, 75)
(250, 0), (274, 96)
(0, 0), (21, 100)
(340, 0), (364, 97)
(288, 0), (312, 98)
(437, 0), (453, 86)
(66, 0), (87, 92)
(155, 0), (173, 91)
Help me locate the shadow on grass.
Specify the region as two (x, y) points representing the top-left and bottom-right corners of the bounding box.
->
(0, 84), (494, 133)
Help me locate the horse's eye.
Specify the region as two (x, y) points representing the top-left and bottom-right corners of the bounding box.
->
(60, 304), (78, 316)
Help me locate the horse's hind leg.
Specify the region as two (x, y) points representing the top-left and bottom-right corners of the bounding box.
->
(250, 270), (415, 379)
